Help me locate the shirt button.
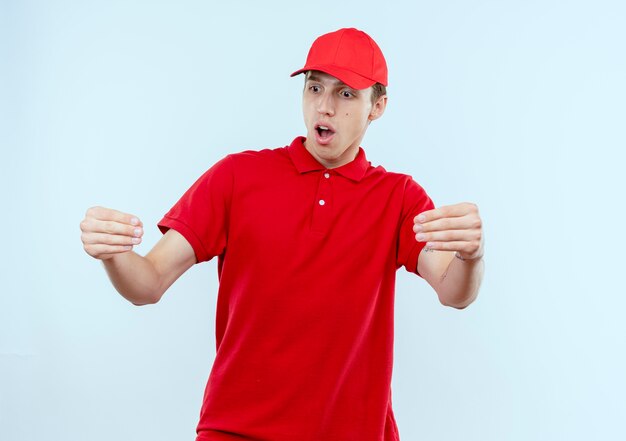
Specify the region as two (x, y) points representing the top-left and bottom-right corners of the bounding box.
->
(324, 172), (330, 179)
(319, 199), (326, 206)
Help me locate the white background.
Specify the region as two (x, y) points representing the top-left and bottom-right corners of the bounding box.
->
(1, 0), (625, 440)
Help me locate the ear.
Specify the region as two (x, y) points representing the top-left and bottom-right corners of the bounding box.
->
(368, 95), (387, 122)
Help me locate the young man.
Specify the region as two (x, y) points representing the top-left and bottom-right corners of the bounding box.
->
(80, 28), (484, 441)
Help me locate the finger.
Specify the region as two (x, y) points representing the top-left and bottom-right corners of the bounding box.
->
(82, 232), (142, 246)
(414, 202), (478, 224)
(415, 229), (481, 243)
(86, 206), (142, 226)
(413, 214), (479, 233)
(96, 253), (117, 261)
(423, 240), (480, 254)
(86, 218), (144, 237)
(83, 243), (134, 258)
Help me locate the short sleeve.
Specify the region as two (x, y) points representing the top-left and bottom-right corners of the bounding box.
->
(397, 177), (435, 277)
(157, 155), (234, 264)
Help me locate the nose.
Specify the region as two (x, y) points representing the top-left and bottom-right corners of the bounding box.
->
(316, 91), (335, 117)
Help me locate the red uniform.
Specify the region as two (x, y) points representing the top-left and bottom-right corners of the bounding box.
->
(158, 136), (434, 440)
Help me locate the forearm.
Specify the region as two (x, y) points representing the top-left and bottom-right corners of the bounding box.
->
(436, 255), (484, 309)
(102, 251), (163, 306)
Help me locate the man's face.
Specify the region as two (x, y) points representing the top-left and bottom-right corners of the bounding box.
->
(302, 71), (386, 169)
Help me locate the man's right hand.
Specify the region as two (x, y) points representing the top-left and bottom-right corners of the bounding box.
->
(80, 206), (144, 260)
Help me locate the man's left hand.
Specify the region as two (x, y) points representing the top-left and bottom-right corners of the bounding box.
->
(413, 202), (484, 260)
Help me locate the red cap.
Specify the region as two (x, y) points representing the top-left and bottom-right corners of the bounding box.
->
(291, 28), (388, 89)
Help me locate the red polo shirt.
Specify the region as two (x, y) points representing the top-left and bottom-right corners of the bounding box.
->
(158, 136), (434, 441)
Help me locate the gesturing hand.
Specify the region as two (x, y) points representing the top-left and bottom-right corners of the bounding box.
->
(413, 202), (484, 261)
(80, 206), (144, 260)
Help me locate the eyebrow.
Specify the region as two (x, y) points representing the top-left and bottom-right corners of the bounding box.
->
(306, 73), (350, 88)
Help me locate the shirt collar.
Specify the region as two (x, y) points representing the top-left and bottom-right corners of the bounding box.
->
(287, 136), (370, 182)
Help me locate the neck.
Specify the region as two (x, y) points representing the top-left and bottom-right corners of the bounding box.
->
(303, 140), (360, 169)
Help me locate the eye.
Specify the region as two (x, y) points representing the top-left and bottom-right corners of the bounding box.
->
(309, 85), (321, 93)
(340, 89), (355, 98)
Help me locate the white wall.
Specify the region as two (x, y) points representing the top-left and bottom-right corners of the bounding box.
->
(1, 0), (625, 440)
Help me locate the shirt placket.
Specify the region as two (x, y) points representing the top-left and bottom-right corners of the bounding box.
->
(311, 171), (333, 234)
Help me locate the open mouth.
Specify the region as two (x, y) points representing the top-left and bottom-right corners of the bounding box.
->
(315, 124), (335, 140)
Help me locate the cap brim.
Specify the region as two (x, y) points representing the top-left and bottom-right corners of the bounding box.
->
(290, 65), (377, 90)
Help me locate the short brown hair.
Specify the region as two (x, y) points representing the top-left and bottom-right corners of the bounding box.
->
(370, 83), (387, 106)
